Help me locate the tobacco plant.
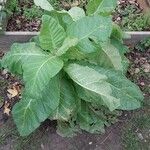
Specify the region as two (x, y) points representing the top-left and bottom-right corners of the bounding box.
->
(1, 0), (144, 137)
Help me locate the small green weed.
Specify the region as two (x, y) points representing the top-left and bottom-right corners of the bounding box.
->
(5, 0), (19, 14)
(121, 13), (150, 31)
(23, 5), (43, 20)
(135, 37), (150, 52)
(116, 3), (150, 31)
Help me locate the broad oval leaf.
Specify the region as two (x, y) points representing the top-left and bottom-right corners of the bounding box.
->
(2, 42), (63, 98)
(65, 63), (120, 111)
(22, 53), (63, 98)
(76, 63), (143, 110)
(67, 16), (112, 53)
(87, 0), (117, 16)
(90, 66), (143, 110)
(2, 42), (46, 75)
(34, 0), (54, 11)
(39, 15), (66, 52)
(12, 76), (60, 136)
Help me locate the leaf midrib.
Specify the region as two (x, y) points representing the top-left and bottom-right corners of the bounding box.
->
(80, 24), (105, 41)
(29, 55), (56, 94)
(94, 0), (113, 15)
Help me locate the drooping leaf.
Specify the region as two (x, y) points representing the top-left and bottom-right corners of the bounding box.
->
(12, 76), (60, 136)
(87, 64), (144, 110)
(39, 15), (66, 52)
(67, 7), (85, 21)
(67, 16), (112, 53)
(65, 63), (120, 111)
(34, 0), (54, 11)
(87, 0), (117, 16)
(77, 101), (105, 133)
(51, 77), (78, 121)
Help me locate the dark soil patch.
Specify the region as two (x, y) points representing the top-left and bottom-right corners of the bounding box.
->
(127, 45), (150, 96)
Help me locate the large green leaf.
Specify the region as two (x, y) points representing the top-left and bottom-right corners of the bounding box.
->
(67, 16), (112, 53)
(12, 76), (60, 136)
(2, 42), (46, 75)
(2, 42), (63, 98)
(22, 52), (63, 98)
(39, 15), (66, 52)
(65, 63), (120, 111)
(65, 63), (143, 111)
(87, 0), (117, 16)
(77, 63), (143, 110)
(51, 78), (78, 121)
(34, 0), (54, 11)
(87, 29), (129, 73)
(91, 66), (143, 110)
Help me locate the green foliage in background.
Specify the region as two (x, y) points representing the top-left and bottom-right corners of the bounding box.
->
(117, 4), (150, 31)
(135, 37), (150, 52)
(23, 5), (43, 20)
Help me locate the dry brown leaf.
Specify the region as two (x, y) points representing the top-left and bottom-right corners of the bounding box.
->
(7, 88), (18, 98)
(3, 102), (11, 116)
(4, 107), (11, 116)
